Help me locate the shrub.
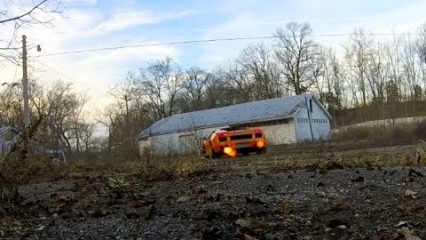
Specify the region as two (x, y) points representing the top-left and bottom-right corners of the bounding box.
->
(332, 124), (416, 145)
(414, 120), (426, 140)
(332, 127), (379, 142)
(391, 125), (413, 144)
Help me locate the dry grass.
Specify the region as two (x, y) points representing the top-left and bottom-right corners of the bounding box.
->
(242, 143), (423, 173)
(112, 141), (424, 178)
(2, 124), (425, 198)
(60, 155), (214, 181)
(138, 156), (213, 180)
(0, 155), (69, 200)
(414, 121), (426, 139)
(332, 120), (426, 147)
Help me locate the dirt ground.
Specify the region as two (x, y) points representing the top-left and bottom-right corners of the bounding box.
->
(1, 144), (426, 240)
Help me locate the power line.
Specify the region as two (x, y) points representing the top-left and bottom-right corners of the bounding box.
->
(32, 32), (419, 58)
(34, 36), (274, 57)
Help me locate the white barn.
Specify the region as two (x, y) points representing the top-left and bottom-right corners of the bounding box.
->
(138, 93), (332, 157)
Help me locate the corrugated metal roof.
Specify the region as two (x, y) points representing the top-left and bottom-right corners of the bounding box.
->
(140, 93), (327, 138)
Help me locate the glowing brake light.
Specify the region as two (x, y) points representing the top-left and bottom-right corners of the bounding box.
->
(254, 129), (263, 138)
(217, 132), (227, 138)
(217, 132), (228, 142)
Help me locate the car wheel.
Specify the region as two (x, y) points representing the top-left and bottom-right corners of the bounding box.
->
(202, 146), (207, 157)
(209, 149), (216, 159)
(256, 147), (267, 155)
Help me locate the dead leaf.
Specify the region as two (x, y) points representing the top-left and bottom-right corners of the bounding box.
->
(245, 196), (264, 204)
(330, 199), (351, 212)
(36, 225), (45, 231)
(336, 225), (347, 230)
(317, 182), (325, 187)
(351, 176), (364, 182)
(408, 169), (424, 177)
(240, 233), (258, 240)
(318, 191), (326, 197)
(282, 202), (291, 215)
(235, 218), (251, 228)
(397, 221), (412, 228)
(397, 227), (422, 240)
(91, 208), (108, 218)
(404, 190), (418, 199)
(177, 196), (191, 203)
(130, 199), (156, 208)
(328, 218), (349, 228)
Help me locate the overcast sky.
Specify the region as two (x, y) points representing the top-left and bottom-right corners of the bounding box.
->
(2, 0), (426, 117)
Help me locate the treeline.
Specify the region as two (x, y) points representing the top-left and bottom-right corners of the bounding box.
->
(2, 22), (426, 160)
(104, 22), (426, 158)
(0, 81), (104, 157)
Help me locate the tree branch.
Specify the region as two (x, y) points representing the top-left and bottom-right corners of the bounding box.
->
(0, 0), (49, 24)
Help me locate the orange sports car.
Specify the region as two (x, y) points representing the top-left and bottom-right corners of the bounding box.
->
(202, 126), (267, 159)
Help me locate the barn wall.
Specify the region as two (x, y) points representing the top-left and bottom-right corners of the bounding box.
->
(294, 99), (331, 142)
(138, 137), (152, 157)
(139, 121), (299, 156)
(140, 126), (226, 156)
(258, 120), (296, 145)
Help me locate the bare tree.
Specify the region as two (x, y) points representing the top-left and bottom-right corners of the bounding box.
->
(78, 122), (94, 153)
(311, 46), (326, 99)
(274, 22), (321, 95)
(220, 62), (254, 103)
(237, 43), (282, 100)
(0, 0), (63, 61)
(401, 36), (423, 100)
(37, 81), (86, 153)
(203, 71), (232, 108)
(135, 57), (182, 119)
(106, 75), (143, 158)
(344, 28), (374, 106)
(317, 48), (345, 112)
(110, 72), (139, 125)
(383, 36), (403, 101)
(418, 23), (426, 64)
(366, 42), (387, 103)
(0, 82), (22, 125)
(417, 23), (426, 92)
(179, 67), (212, 111)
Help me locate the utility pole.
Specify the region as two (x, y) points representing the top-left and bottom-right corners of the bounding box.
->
(124, 95), (130, 124)
(305, 96), (314, 141)
(22, 35), (30, 158)
(22, 35), (30, 130)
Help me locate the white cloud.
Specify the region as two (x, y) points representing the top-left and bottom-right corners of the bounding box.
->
(91, 9), (196, 35)
(63, 0), (97, 5)
(198, 12), (276, 67)
(92, 10), (158, 35)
